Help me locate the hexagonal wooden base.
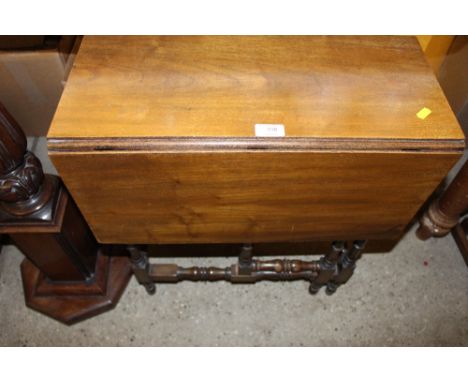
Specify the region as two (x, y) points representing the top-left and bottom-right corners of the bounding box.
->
(21, 251), (132, 325)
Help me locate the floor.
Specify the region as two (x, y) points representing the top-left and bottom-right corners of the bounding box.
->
(0, 138), (467, 346)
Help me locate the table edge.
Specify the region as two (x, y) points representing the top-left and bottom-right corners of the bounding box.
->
(47, 136), (465, 154)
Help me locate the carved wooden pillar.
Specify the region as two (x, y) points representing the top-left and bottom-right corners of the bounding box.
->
(0, 103), (131, 324)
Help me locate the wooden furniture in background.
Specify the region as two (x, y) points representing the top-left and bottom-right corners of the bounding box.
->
(0, 36), (80, 137)
(0, 103), (131, 324)
(417, 35), (454, 75)
(438, 36), (468, 135)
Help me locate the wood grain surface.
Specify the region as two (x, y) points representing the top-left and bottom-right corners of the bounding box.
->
(48, 36), (464, 245)
(50, 149), (460, 244)
(48, 36), (463, 141)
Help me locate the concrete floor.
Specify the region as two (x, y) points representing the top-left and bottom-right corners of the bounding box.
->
(0, 138), (467, 346)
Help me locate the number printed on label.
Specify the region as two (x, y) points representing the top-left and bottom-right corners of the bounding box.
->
(254, 124), (286, 137)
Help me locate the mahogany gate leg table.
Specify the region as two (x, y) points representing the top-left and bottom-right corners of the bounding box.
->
(0, 36), (464, 324)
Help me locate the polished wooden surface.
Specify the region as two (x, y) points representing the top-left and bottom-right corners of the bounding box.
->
(48, 36), (464, 245)
(50, 149), (459, 244)
(48, 36), (463, 141)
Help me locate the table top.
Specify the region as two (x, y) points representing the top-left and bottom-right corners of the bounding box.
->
(48, 36), (462, 141)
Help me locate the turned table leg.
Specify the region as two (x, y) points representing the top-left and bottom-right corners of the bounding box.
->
(128, 245), (156, 295)
(416, 158), (468, 266)
(308, 241), (346, 295)
(0, 103), (131, 324)
(417, 158), (468, 240)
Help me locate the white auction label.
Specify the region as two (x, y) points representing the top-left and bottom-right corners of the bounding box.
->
(254, 124), (285, 137)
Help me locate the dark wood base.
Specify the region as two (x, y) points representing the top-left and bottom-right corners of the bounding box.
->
(21, 251), (132, 325)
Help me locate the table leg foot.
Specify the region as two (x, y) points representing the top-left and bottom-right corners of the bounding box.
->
(325, 240), (367, 294)
(20, 251), (132, 325)
(308, 283), (320, 295)
(128, 245), (156, 295)
(325, 282), (338, 295)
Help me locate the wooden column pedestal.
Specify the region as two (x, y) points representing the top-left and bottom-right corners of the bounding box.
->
(0, 103), (131, 325)
(20, 253), (131, 325)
